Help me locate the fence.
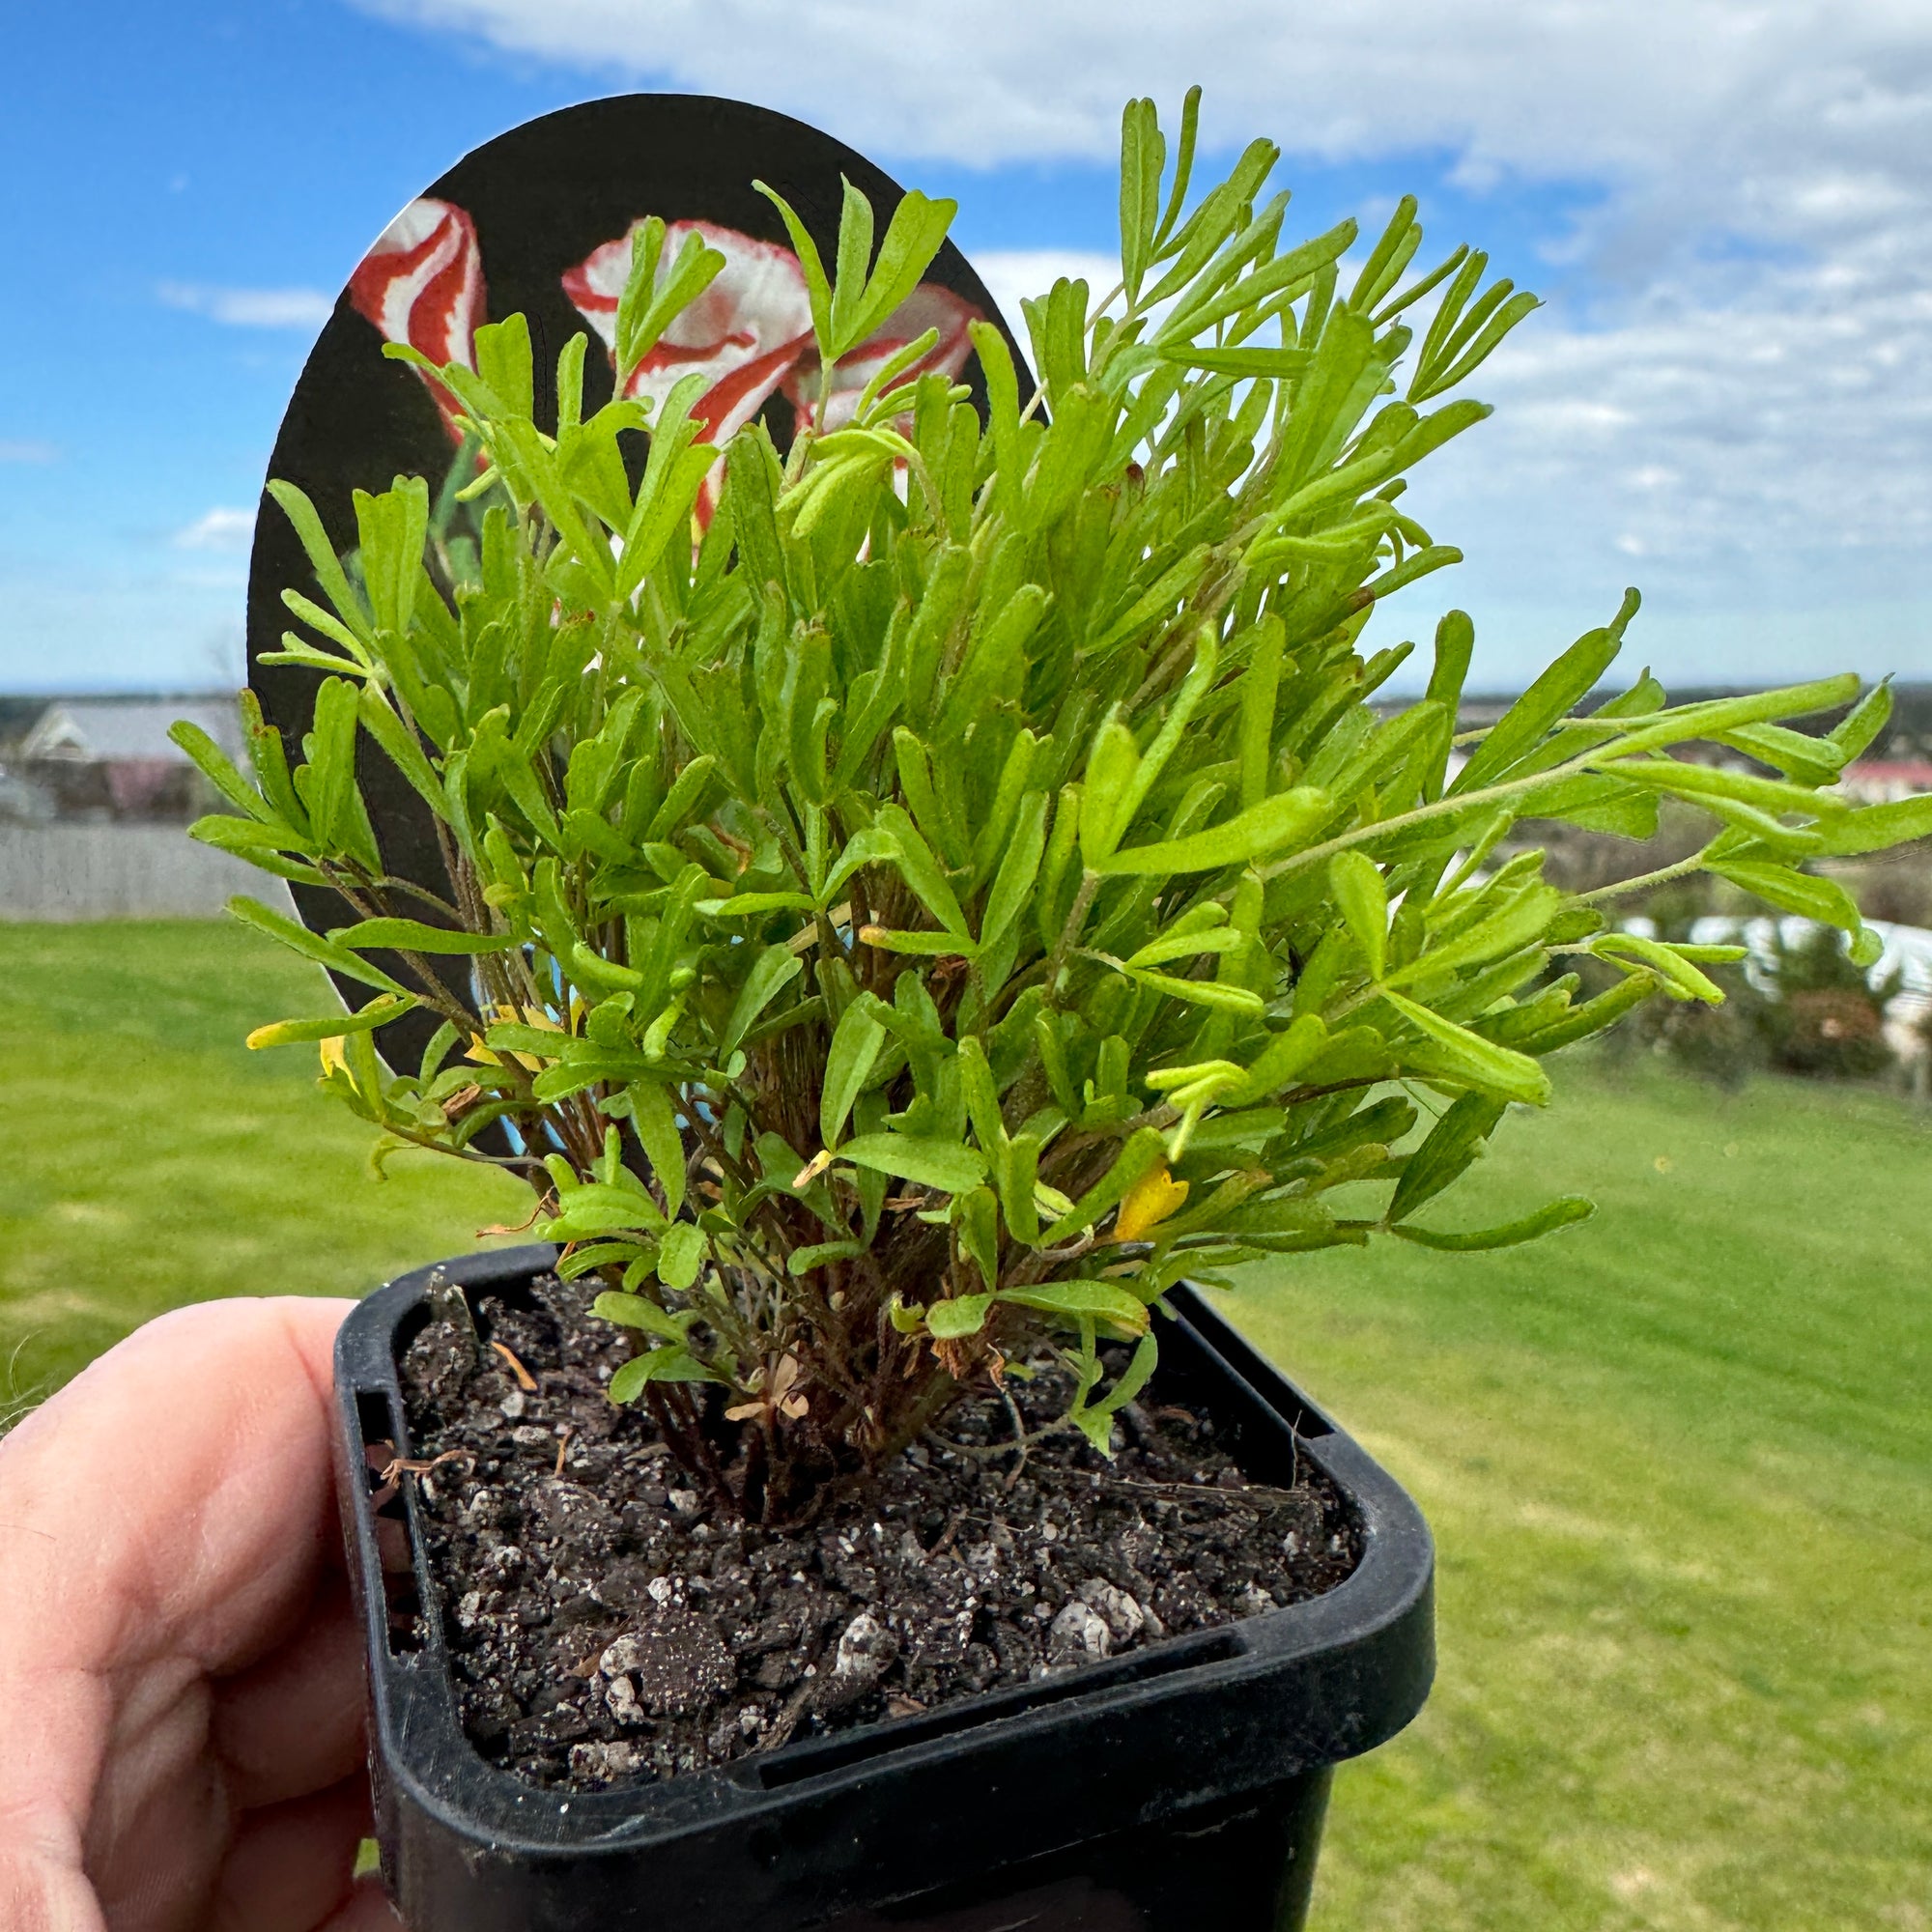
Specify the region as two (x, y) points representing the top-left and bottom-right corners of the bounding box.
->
(0, 825), (293, 921)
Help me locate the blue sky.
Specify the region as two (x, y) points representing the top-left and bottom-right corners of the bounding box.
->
(4, 0), (1929, 696)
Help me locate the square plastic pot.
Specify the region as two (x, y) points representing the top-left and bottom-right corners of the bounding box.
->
(334, 1245), (1434, 1930)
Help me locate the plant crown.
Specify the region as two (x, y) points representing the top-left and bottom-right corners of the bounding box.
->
(179, 92), (1929, 1510)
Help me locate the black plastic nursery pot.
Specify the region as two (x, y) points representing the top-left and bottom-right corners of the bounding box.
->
(334, 1245), (1434, 1931)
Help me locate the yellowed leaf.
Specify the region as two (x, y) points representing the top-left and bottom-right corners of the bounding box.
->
(1114, 1163), (1189, 1243)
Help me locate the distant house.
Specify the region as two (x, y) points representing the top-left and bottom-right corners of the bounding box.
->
(1841, 759), (1932, 805)
(9, 695), (242, 821)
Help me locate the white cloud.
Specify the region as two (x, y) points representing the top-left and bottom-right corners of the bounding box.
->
(350, 0), (1932, 186)
(173, 506), (257, 553)
(965, 249), (1120, 332)
(1433, 261), (1932, 582)
(348, 0), (1932, 682)
(157, 282), (335, 328)
(0, 440), (56, 463)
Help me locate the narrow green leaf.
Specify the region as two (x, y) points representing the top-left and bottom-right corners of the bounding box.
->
(1385, 884), (1561, 990)
(1415, 288), (1542, 399)
(1705, 862), (1864, 934)
(926, 1293), (995, 1340)
(969, 320), (1021, 517)
(1330, 851), (1388, 979)
(1127, 969), (1264, 1015)
(1122, 927), (1249, 971)
(658, 1222), (706, 1291)
(1151, 85), (1203, 253)
(721, 946), (804, 1056)
(169, 718), (268, 820)
(226, 896), (408, 996)
(592, 1292), (688, 1341)
(188, 812), (314, 863)
(858, 926), (971, 957)
(302, 676), (361, 856)
(357, 689), (446, 823)
(954, 1183), (1001, 1290)
(874, 805), (971, 939)
(609, 1348), (724, 1403)
(1095, 787), (1332, 876)
(1080, 713), (1141, 867)
(267, 480), (373, 644)
(753, 181), (834, 352)
(330, 917), (519, 955)
(790, 1239), (865, 1274)
(997, 1132), (1042, 1245)
(1592, 933), (1727, 1004)
(1236, 1014), (1330, 1100)
(1119, 96), (1161, 299)
(629, 1079), (688, 1218)
(619, 228), (726, 384)
(997, 1280), (1150, 1335)
(821, 1000), (888, 1150)
(1605, 675), (1861, 757)
(838, 1134), (987, 1195)
(1237, 618), (1284, 810)
(1511, 963), (1656, 1055)
(1385, 1094), (1504, 1222)
(698, 892), (817, 919)
(1162, 344), (1311, 378)
(1828, 681), (1892, 762)
(820, 822), (902, 910)
(843, 188), (957, 356)
(1812, 794), (1932, 856)
(245, 991), (416, 1048)
(1454, 604), (1634, 792)
(1390, 1196), (1595, 1251)
(1381, 988), (1551, 1104)
(1087, 1332), (1159, 1428)
(980, 790), (1048, 954)
(484, 1021), (567, 1060)
(1607, 758), (1844, 821)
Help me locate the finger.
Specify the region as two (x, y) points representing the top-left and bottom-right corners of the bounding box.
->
(0, 1843), (105, 1932)
(0, 1299), (355, 1828)
(209, 1774), (372, 1932)
(212, 1576), (367, 1809)
(318, 1878), (406, 1932)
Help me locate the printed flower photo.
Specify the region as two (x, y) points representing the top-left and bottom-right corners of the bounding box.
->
(345, 191), (980, 520)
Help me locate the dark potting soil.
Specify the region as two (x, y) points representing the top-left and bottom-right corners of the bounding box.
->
(395, 1274), (1361, 1792)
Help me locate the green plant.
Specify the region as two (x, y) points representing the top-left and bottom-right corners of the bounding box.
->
(176, 92), (1932, 1515)
(1594, 881), (1769, 1087)
(1754, 923), (1899, 1079)
(1605, 896), (1904, 1086)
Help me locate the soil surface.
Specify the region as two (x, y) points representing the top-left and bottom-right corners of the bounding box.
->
(394, 1273), (1361, 1791)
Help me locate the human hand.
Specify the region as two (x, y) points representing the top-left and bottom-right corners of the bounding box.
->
(0, 1297), (403, 1931)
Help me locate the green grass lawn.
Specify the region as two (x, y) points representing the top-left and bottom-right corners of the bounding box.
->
(1226, 1061), (1932, 1930)
(0, 920), (526, 1398)
(2, 921), (1926, 1928)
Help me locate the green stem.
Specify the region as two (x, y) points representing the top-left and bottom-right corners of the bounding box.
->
(1577, 848), (1716, 905)
(1045, 870), (1101, 1003)
(1256, 742), (1690, 887)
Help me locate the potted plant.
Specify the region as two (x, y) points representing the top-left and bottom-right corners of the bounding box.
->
(177, 90), (1927, 1931)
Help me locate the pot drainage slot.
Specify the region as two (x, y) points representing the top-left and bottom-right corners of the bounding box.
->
(356, 1390), (426, 1655)
(754, 1628), (1242, 1787)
